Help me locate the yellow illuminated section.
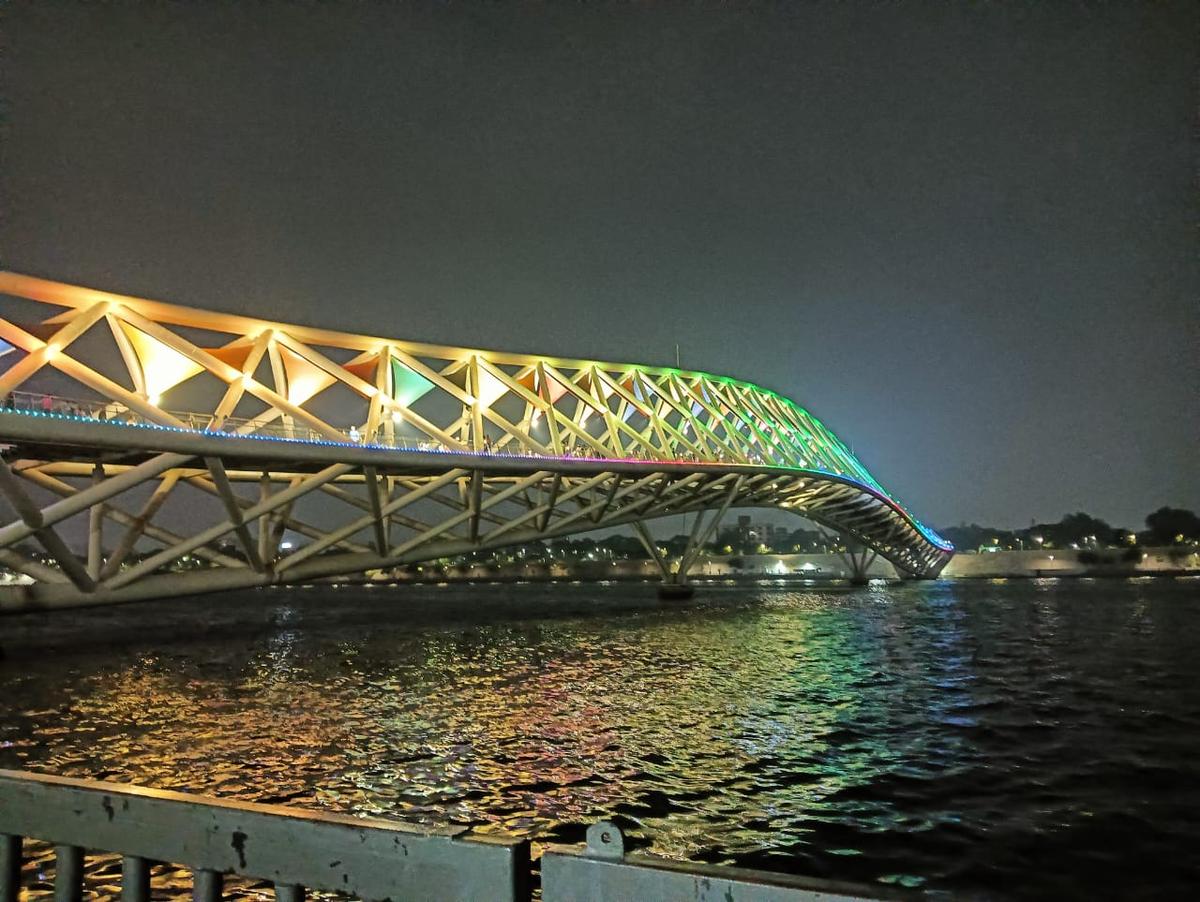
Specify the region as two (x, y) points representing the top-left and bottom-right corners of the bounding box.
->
(117, 321), (204, 404)
(475, 366), (508, 408)
(278, 346), (335, 405)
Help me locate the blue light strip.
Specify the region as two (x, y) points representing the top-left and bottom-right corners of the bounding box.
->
(0, 406), (953, 551)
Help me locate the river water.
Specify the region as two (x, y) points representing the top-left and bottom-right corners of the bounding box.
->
(2, 577), (1199, 899)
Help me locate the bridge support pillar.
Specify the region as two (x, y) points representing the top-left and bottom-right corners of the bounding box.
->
(633, 477), (742, 601)
(840, 546), (878, 586)
(87, 463), (105, 582)
(656, 582), (695, 600)
(632, 521), (673, 576)
(632, 521), (694, 599)
(817, 527), (879, 585)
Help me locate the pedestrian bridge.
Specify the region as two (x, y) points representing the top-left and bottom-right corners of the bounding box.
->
(0, 272), (951, 612)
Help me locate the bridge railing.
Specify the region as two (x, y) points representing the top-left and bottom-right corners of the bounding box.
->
(0, 389), (740, 465)
(0, 768), (530, 902)
(0, 770), (896, 902)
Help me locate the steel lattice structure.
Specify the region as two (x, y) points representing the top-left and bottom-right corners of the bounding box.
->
(0, 272), (951, 613)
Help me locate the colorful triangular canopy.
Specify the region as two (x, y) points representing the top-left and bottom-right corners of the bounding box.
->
(518, 370), (568, 404)
(117, 321), (204, 400)
(444, 360), (508, 408)
(344, 355), (381, 385)
(475, 366), (508, 408)
(390, 358), (435, 408)
(203, 342), (255, 372)
(278, 345), (336, 405)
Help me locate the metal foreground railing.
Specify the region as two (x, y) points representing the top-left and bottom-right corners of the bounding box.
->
(0, 770), (898, 902)
(542, 823), (901, 902)
(0, 770), (529, 902)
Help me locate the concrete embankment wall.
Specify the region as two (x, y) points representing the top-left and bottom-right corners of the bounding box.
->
(387, 553), (895, 582)
(382, 547), (1199, 583)
(691, 549), (1198, 579)
(941, 547), (1198, 578)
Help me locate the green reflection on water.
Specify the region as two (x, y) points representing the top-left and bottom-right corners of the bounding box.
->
(3, 578), (1200, 898)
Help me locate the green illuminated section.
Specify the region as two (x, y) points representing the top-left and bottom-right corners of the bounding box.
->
(390, 359), (435, 407)
(396, 350), (933, 546)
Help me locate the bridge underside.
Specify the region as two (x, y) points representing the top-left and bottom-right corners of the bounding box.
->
(0, 416), (950, 614)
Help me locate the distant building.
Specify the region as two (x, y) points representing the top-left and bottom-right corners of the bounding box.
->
(723, 516), (781, 549)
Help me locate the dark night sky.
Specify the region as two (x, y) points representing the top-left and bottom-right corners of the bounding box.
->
(2, 2), (1196, 530)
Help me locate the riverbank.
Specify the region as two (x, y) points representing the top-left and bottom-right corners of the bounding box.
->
(368, 546), (1199, 584)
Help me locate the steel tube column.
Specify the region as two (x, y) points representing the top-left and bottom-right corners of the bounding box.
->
(0, 461), (95, 593)
(53, 845), (83, 902)
(0, 834), (20, 902)
(192, 869), (222, 902)
(678, 476), (743, 576)
(632, 521), (670, 580)
(87, 464), (104, 581)
(122, 855), (150, 902)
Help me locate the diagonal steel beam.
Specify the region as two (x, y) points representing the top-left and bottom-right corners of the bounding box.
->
(187, 474), (370, 554)
(15, 466), (243, 571)
(204, 457), (264, 572)
(106, 463), (354, 590)
(388, 471), (550, 559)
(363, 466), (388, 555)
(0, 547), (71, 584)
(468, 470), (483, 543)
(481, 472), (615, 543)
(99, 471), (181, 580)
(539, 473), (562, 531)
(0, 453), (192, 549)
(632, 520), (670, 578)
(0, 460), (95, 592)
(276, 469), (468, 573)
(680, 476), (745, 574)
(0, 301), (112, 395)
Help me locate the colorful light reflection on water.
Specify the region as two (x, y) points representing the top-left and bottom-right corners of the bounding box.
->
(2, 578), (1199, 898)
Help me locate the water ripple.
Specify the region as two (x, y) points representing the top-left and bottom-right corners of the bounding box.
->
(2, 579), (1199, 898)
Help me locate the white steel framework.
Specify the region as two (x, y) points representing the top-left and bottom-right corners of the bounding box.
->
(0, 273), (951, 613)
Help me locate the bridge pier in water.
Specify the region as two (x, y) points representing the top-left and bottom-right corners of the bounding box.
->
(838, 545), (879, 586)
(633, 481), (740, 600)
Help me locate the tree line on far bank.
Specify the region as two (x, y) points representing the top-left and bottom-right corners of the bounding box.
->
(940, 507), (1200, 553)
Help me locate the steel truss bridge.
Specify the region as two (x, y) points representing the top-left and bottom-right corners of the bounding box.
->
(0, 272), (951, 614)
